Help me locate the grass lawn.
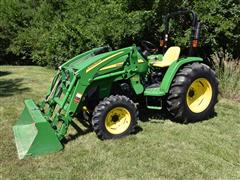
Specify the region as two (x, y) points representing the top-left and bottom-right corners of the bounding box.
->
(0, 65), (240, 179)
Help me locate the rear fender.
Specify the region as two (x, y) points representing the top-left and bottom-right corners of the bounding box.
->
(160, 57), (203, 94)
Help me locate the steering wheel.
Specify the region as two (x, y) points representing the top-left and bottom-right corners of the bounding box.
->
(141, 40), (158, 54)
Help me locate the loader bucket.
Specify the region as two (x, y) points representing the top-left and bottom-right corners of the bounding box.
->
(13, 99), (63, 159)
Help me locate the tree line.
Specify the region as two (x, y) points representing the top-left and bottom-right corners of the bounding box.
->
(0, 0), (239, 67)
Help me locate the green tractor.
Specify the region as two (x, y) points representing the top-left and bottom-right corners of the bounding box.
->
(13, 10), (218, 159)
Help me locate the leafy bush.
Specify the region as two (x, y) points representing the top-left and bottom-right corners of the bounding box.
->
(0, 0), (239, 66)
(3, 0), (153, 66)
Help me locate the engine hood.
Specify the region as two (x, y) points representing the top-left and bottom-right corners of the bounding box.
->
(60, 46), (133, 73)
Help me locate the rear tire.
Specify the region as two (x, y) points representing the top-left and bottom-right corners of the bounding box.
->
(166, 62), (218, 123)
(92, 95), (138, 140)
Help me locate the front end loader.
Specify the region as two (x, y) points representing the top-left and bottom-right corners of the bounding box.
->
(13, 10), (218, 159)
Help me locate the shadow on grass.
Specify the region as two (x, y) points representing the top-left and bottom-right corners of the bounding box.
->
(139, 107), (217, 124)
(62, 115), (144, 144)
(0, 78), (30, 97)
(62, 118), (93, 145)
(0, 71), (12, 77)
(139, 108), (167, 123)
(61, 108), (217, 144)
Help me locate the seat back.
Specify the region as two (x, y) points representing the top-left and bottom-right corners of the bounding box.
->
(152, 46), (180, 68)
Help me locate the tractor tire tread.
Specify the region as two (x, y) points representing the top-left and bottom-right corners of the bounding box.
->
(166, 62), (218, 123)
(92, 95), (138, 140)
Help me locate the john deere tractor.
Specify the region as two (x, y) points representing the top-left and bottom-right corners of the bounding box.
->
(13, 10), (218, 159)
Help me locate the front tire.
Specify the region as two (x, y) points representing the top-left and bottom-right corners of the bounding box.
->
(92, 95), (138, 140)
(166, 62), (218, 123)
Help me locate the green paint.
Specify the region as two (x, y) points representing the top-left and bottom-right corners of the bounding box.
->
(146, 106), (162, 110)
(13, 44), (204, 159)
(144, 87), (165, 96)
(13, 99), (63, 159)
(160, 57), (203, 93)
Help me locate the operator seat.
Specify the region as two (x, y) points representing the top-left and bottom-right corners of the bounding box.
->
(151, 46), (180, 68)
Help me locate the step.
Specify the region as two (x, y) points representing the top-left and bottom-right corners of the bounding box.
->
(144, 87), (165, 96)
(146, 105), (162, 110)
(145, 96), (162, 110)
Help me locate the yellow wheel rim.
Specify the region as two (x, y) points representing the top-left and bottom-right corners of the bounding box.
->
(105, 107), (131, 134)
(186, 78), (212, 113)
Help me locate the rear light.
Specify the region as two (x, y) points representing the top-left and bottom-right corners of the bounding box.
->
(160, 40), (165, 47)
(192, 39), (198, 48)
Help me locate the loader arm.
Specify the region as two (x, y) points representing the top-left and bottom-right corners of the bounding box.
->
(13, 44), (149, 159)
(46, 45), (147, 137)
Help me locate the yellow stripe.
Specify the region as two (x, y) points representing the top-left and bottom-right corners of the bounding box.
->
(100, 62), (124, 71)
(100, 59), (145, 71)
(86, 51), (124, 73)
(138, 59), (145, 63)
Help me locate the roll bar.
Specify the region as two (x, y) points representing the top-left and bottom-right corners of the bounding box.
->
(162, 10), (201, 55)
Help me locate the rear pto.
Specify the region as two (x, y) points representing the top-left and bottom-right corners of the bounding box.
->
(13, 10), (218, 159)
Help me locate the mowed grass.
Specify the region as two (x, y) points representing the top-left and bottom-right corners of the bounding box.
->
(0, 65), (240, 179)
